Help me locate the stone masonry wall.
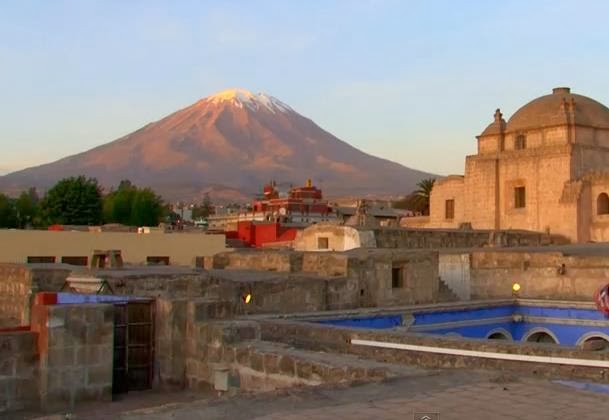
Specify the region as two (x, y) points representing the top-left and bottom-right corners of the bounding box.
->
(206, 250), (303, 272)
(0, 265), (32, 327)
(0, 264), (69, 327)
(0, 330), (39, 413)
(259, 320), (609, 383)
(469, 251), (609, 300)
(372, 228), (563, 249)
(30, 303), (113, 411)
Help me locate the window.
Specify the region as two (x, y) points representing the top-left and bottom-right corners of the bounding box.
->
(391, 267), (403, 288)
(525, 331), (557, 344)
(26, 256), (55, 264)
(445, 199), (455, 219)
(317, 237), (329, 250)
(514, 186), (526, 208)
(597, 193), (609, 215)
(61, 256), (88, 266)
(515, 134), (526, 150)
(147, 256), (170, 265)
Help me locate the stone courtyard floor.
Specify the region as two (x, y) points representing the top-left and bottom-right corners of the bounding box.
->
(23, 368), (609, 420)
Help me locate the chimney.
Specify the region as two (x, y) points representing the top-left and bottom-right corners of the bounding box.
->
(552, 87), (571, 95)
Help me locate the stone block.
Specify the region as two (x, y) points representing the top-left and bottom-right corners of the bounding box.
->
(238, 325), (258, 341)
(235, 347), (250, 365)
(327, 367), (346, 383)
(74, 386), (101, 402)
(346, 366), (366, 381)
(86, 346), (99, 365)
(249, 352), (264, 372)
(263, 353), (280, 374)
(295, 360), (313, 379)
(15, 377), (38, 398)
(310, 363), (329, 381)
(48, 328), (69, 348)
(61, 367), (85, 389)
(75, 346), (86, 365)
(43, 387), (71, 408)
(207, 344), (223, 363)
(278, 355), (295, 376)
(0, 359), (14, 376)
(86, 365), (111, 386)
(47, 346), (75, 367)
(0, 336), (15, 357)
(222, 346), (236, 363)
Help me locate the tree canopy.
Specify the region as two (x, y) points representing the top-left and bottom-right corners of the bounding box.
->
(103, 180), (165, 226)
(192, 193), (213, 220)
(0, 194), (17, 228)
(15, 188), (40, 228)
(392, 178), (436, 215)
(41, 176), (103, 225)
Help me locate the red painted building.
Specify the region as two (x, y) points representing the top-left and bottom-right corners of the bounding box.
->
(251, 179), (333, 224)
(235, 221), (298, 248)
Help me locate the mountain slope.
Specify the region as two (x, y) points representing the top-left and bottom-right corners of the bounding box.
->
(0, 89), (434, 200)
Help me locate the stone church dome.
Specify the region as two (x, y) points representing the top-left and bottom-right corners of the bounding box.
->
(505, 87), (609, 132)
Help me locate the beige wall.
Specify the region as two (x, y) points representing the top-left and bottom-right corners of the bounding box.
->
(293, 224), (375, 252)
(463, 155), (499, 229)
(586, 176), (609, 242)
(0, 230), (227, 266)
(428, 176), (465, 228)
(497, 148), (573, 237)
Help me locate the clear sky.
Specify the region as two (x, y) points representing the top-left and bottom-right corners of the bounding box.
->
(1, 0), (609, 176)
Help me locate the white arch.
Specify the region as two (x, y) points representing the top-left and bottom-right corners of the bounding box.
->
(486, 328), (513, 341)
(576, 332), (609, 347)
(522, 327), (560, 344)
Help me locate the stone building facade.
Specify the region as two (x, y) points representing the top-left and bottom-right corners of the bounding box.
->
(410, 87), (609, 242)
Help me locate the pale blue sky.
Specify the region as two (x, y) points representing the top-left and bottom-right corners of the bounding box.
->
(1, 0), (609, 175)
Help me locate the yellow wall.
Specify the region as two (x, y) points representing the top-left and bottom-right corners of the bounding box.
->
(0, 230), (227, 266)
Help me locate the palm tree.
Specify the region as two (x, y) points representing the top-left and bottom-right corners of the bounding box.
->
(414, 178), (435, 215)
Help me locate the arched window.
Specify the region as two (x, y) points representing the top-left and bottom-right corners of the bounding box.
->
(486, 328), (512, 341)
(577, 333), (609, 350)
(581, 336), (609, 351)
(597, 193), (609, 215)
(525, 331), (558, 344)
(515, 134), (526, 150)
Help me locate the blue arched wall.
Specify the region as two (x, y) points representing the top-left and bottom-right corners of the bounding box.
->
(313, 304), (609, 346)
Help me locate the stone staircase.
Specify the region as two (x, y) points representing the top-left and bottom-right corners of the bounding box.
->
(438, 278), (460, 302)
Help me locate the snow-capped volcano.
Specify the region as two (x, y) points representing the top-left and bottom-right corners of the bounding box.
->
(204, 88), (293, 114)
(0, 89), (434, 201)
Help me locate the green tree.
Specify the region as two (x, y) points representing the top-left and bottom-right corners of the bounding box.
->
(0, 194), (18, 228)
(15, 188), (40, 228)
(102, 180), (165, 226)
(103, 180), (137, 224)
(413, 178), (436, 215)
(192, 193), (213, 219)
(393, 178), (436, 215)
(130, 188), (164, 226)
(41, 176), (103, 225)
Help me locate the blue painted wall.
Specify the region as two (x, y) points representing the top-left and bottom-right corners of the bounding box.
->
(55, 293), (143, 304)
(315, 315), (402, 329)
(313, 304), (609, 346)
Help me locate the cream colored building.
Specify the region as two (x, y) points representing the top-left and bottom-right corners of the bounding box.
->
(406, 87), (609, 242)
(0, 229), (227, 266)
